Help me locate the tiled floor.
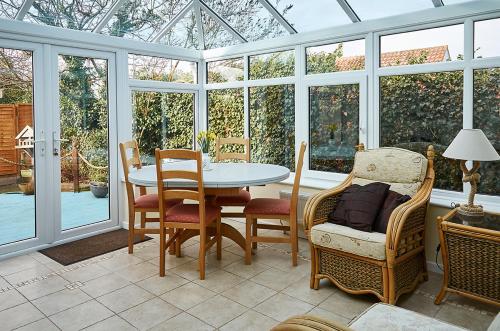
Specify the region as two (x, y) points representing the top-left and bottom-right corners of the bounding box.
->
(0, 218), (497, 331)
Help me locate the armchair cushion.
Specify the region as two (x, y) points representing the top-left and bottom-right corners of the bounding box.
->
(311, 223), (386, 260)
(352, 177), (421, 197)
(373, 191), (411, 234)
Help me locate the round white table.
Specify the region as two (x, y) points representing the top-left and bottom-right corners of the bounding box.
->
(128, 160), (290, 251)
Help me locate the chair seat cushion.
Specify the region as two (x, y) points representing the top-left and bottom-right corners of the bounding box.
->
(311, 223), (386, 260)
(244, 198), (290, 216)
(134, 194), (181, 209)
(165, 204), (221, 224)
(215, 189), (251, 206)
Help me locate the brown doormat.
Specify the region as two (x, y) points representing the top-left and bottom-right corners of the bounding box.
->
(39, 229), (152, 266)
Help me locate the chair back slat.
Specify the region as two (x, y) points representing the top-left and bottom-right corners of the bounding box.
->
(163, 189), (200, 201)
(291, 142), (307, 216)
(162, 170), (198, 181)
(119, 140), (142, 182)
(216, 137), (250, 162)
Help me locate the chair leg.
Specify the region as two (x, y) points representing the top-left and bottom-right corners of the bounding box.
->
(290, 217), (298, 266)
(128, 211), (135, 254)
(140, 213), (146, 241)
(199, 227), (206, 280)
(175, 229), (182, 258)
(252, 219), (257, 249)
(245, 216), (253, 265)
(159, 226), (166, 277)
(216, 216), (222, 260)
(168, 228), (176, 255)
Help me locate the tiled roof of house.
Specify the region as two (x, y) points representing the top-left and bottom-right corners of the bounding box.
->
(335, 45), (449, 70)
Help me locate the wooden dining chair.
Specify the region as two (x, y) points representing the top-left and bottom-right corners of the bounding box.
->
(214, 137), (251, 218)
(243, 142), (307, 266)
(119, 140), (182, 254)
(155, 148), (222, 279)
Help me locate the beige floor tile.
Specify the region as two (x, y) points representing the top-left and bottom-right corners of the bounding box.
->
(28, 252), (55, 265)
(136, 273), (189, 295)
(0, 302), (44, 330)
(119, 297), (181, 330)
(96, 284), (154, 313)
(80, 273), (131, 298)
(318, 291), (377, 320)
(133, 244), (160, 260)
(32, 288), (91, 316)
(251, 267), (304, 291)
(61, 263), (111, 283)
(160, 282), (216, 310)
(49, 300), (114, 331)
(254, 293), (314, 322)
(0, 288), (26, 311)
(97, 253), (144, 271)
(434, 303), (495, 331)
(147, 254), (194, 269)
(282, 276), (337, 305)
(188, 295), (247, 328)
(251, 247), (294, 268)
(397, 292), (441, 317)
(15, 317), (60, 331)
(223, 244), (246, 257)
(148, 312), (214, 331)
(306, 307), (351, 326)
(0, 276), (10, 289)
(170, 259), (218, 281)
(205, 250), (242, 268)
(223, 260), (270, 279)
(115, 261), (157, 282)
(221, 280), (276, 308)
(4, 263), (53, 286)
(443, 293), (500, 316)
(0, 255), (41, 276)
(417, 271), (444, 296)
(194, 269), (245, 293)
(83, 315), (136, 331)
(17, 275), (69, 301)
(220, 309), (279, 331)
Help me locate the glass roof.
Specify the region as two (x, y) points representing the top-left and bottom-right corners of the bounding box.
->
(0, 0), (479, 50)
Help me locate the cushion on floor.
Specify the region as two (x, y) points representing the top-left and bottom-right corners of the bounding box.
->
(165, 204), (221, 223)
(244, 198), (290, 215)
(134, 194), (181, 209)
(215, 189), (251, 206)
(311, 222), (386, 260)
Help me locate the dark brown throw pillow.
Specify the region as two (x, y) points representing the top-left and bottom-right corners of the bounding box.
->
(373, 191), (411, 234)
(327, 182), (390, 232)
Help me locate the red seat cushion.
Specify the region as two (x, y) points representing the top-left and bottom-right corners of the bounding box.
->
(215, 189), (251, 206)
(243, 198), (290, 216)
(165, 204), (221, 224)
(134, 194), (181, 209)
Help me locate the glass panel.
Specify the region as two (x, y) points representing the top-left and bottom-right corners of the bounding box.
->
(58, 55), (109, 230)
(474, 18), (500, 59)
(473, 68), (500, 196)
(128, 54), (197, 83)
(0, 0), (23, 19)
(202, 11), (239, 49)
(309, 84), (359, 173)
(275, 0), (351, 32)
(26, 0), (114, 31)
(249, 50), (295, 80)
(207, 58), (243, 83)
(160, 11), (199, 50)
(306, 39), (365, 74)
(132, 91), (195, 165)
(249, 84), (295, 170)
(348, 0), (433, 20)
(443, 0), (477, 4)
(380, 24), (464, 67)
(0, 48), (35, 245)
(380, 71), (464, 191)
(207, 88), (244, 157)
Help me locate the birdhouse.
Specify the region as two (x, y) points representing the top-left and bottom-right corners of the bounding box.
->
(15, 125), (34, 149)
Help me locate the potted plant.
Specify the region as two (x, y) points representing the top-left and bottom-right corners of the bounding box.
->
(89, 168), (108, 198)
(196, 130), (216, 169)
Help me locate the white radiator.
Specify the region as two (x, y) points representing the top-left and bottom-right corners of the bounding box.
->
(279, 190), (313, 239)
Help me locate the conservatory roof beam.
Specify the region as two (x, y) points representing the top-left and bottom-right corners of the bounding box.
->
(194, 0), (205, 49)
(257, 0), (297, 34)
(152, 0), (194, 43)
(93, 0), (128, 33)
(337, 0), (361, 23)
(15, 0), (34, 20)
(432, 0), (445, 7)
(199, 0), (247, 43)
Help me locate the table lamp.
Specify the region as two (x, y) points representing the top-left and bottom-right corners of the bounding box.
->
(443, 129), (500, 216)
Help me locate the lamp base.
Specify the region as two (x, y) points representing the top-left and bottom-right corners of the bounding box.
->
(457, 204), (484, 217)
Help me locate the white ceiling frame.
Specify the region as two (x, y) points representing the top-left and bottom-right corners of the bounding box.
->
(432, 0), (445, 7)
(93, 0), (128, 33)
(337, 0), (361, 23)
(152, 0), (194, 43)
(15, 0), (34, 20)
(257, 0), (297, 34)
(193, 0), (205, 50)
(198, 0), (247, 43)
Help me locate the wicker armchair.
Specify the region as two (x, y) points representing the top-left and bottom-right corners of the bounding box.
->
(304, 144), (435, 304)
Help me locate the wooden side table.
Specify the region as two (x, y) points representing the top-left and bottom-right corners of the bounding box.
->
(435, 208), (500, 307)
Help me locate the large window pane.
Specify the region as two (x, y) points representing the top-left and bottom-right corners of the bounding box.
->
(128, 54), (197, 83)
(132, 91), (194, 165)
(309, 85), (359, 173)
(207, 58), (244, 83)
(249, 85), (295, 170)
(348, 0), (433, 21)
(306, 39), (365, 74)
(249, 50), (295, 80)
(207, 88), (244, 156)
(474, 18), (500, 59)
(473, 68), (500, 195)
(380, 71), (464, 191)
(380, 25), (464, 67)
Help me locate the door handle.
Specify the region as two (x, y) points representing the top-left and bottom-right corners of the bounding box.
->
(33, 138), (46, 156)
(52, 132), (68, 156)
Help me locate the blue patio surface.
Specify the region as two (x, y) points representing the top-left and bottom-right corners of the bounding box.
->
(0, 191), (109, 246)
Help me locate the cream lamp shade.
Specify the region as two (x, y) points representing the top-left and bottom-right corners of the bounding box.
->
(443, 129), (500, 161)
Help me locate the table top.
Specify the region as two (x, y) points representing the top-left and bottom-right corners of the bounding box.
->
(447, 209), (500, 232)
(127, 160), (290, 188)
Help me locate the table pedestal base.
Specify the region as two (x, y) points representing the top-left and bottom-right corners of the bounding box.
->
(177, 222), (246, 252)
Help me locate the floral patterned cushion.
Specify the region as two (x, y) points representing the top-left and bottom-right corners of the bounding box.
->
(244, 198), (290, 215)
(164, 204), (221, 223)
(351, 178), (421, 197)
